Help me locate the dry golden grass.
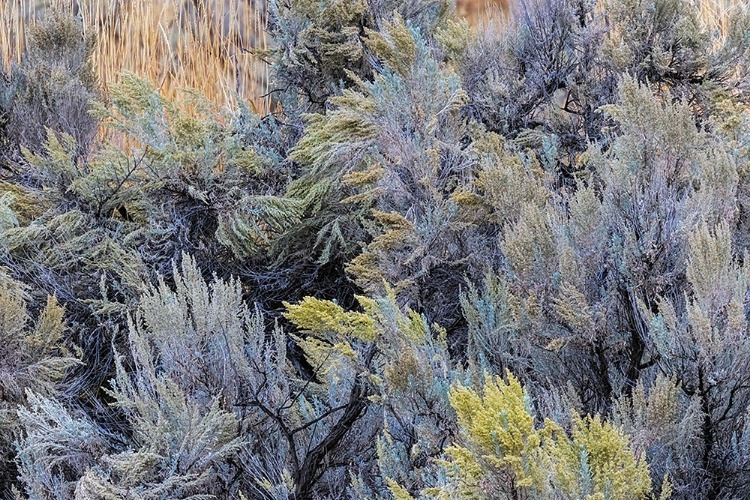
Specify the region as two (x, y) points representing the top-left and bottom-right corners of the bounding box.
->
(696, 0), (748, 41)
(1, 0), (270, 113)
(456, 0), (511, 25)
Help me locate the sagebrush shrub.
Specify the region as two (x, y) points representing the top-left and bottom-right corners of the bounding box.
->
(5, 11), (99, 160)
(0, 270), (79, 497)
(2, 0), (750, 498)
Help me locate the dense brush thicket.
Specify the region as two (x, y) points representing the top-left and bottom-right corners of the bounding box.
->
(2, 0), (750, 498)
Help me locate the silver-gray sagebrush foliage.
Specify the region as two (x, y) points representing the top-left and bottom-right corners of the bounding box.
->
(4, 0), (750, 499)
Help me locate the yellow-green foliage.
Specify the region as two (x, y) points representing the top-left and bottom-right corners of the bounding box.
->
(545, 414), (653, 500)
(0, 273), (79, 408)
(447, 372), (545, 492)
(388, 478), (416, 500)
(438, 372), (655, 500)
(283, 287), (440, 364)
(283, 295), (377, 342)
(364, 14), (420, 76)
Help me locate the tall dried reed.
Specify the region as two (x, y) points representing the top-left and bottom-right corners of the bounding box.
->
(696, 0), (747, 41)
(456, 0), (511, 26)
(1, 0), (270, 113)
